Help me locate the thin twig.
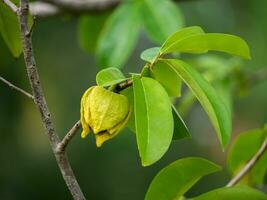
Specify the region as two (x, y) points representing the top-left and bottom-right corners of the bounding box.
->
(115, 79), (133, 92)
(0, 76), (34, 100)
(1, 0), (18, 13)
(17, 0), (85, 199)
(227, 133), (267, 187)
(1, 74), (82, 151)
(57, 120), (81, 153)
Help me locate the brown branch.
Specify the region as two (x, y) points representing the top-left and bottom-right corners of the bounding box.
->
(30, 1), (62, 17)
(30, 0), (119, 17)
(0, 76), (34, 100)
(226, 130), (267, 187)
(17, 0), (85, 199)
(1, 0), (18, 13)
(43, 0), (119, 12)
(29, 0), (195, 18)
(57, 120), (81, 153)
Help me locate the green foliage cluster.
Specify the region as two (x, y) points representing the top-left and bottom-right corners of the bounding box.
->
(92, 26), (266, 199)
(78, 0), (184, 68)
(0, 0), (266, 199)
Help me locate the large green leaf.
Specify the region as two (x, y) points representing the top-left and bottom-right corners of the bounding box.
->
(159, 59), (231, 148)
(96, 67), (127, 87)
(161, 26), (205, 52)
(96, 1), (141, 68)
(141, 0), (184, 44)
(78, 13), (109, 53)
(145, 157), (221, 200)
(161, 33), (251, 59)
(192, 186), (267, 200)
(0, 2), (22, 57)
(228, 128), (267, 185)
(133, 76), (173, 166)
(152, 60), (182, 97)
(172, 105), (191, 140)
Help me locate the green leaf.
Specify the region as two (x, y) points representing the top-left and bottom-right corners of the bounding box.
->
(96, 1), (141, 68)
(145, 157), (221, 200)
(152, 60), (182, 97)
(96, 67), (127, 87)
(141, 0), (184, 44)
(161, 26), (205, 52)
(120, 86), (135, 132)
(159, 59), (231, 148)
(78, 13), (109, 53)
(133, 76), (173, 166)
(172, 105), (191, 140)
(0, 2), (22, 57)
(192, 186), (267, 200)
(161, 33), (251, 59)
(228, 128), (267, 185)
(140, 47), (161, 63)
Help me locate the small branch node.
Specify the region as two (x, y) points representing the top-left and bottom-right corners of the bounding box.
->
(26, 15), (36, 37)
(57, 120), (81, 153)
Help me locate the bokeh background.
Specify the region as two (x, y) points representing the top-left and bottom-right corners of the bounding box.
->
(1, 0), (267, 199)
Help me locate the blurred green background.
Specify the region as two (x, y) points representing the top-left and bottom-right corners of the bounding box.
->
(1, 0), (267, 199)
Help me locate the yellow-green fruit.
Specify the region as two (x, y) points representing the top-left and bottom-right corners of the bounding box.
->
(80, 86), (131, 147)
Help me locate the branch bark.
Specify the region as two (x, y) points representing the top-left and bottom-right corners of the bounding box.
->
(29, 0), (194, 18)
(16, 0), (86, 199)
(0, 76), (34, 100)
(29, 0), (119, 17)
(226, 130), (267, 187)
(57, 120), (81, 153)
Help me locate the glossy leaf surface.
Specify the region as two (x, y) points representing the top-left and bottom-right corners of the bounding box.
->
(133, 76), (173, 166)
(0, 2), (22, 57)
(159, 59), (231, 148)
(96, 1), (141, 68)
(192, 186), (267, 200)
(145, 157), (221, 200)
(141, 0), (184, 44)
(161, 33), (251, 59)
(96, 67), (127, 87)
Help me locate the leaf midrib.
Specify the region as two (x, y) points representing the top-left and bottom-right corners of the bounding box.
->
(140, 78), (150, 163)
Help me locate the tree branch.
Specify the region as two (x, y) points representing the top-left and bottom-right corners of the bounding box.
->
(29, 0), (194, 18)
(30, 1), (62, 17)
(30, 0), (119, 17)
(226, 129), (267, 187)
(1, 0), (18, 13)
(0, 76), (34, 100)
(57, 120), (81, 153)
(17, 0), (85, 199)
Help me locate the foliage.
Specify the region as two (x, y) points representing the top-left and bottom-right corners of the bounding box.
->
(145, 157), (221, 200)
(228, 127), (267, 186)
(1, 1), (266, 199)
(92, 27), (250, 163)
(0, 1), (21, 57)
(78, 25), (265, 199)
(78, 0), (184, 67)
